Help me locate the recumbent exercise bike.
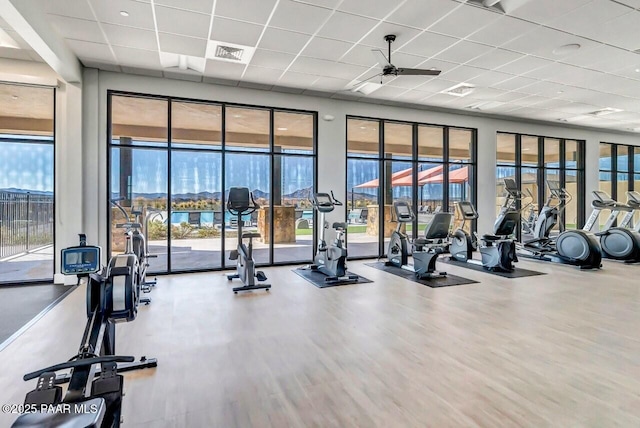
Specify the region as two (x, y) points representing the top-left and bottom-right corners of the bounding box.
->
(386, 201), (451, 279)
(12, 235), (157, 428)
(227, 187), (271, 294)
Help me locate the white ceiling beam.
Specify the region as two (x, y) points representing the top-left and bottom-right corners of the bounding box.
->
(0, 0), (82, 83)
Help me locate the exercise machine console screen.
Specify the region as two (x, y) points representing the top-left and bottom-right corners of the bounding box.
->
(61, 246), (101, 275)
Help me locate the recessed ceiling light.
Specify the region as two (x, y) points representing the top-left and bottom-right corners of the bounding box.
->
(120, 10), (129, 17)
(557, 90), (564, 94)
(233, 114), (242, 118)
(552, 44), (581, 55)
(360, 126), (367, 130)
(635, 68), (640, 73)
(277, 127), (288, 131)
(11, 95), (18, 100)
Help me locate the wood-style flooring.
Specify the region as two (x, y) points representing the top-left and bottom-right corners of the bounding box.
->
(0, 257), (639, 427)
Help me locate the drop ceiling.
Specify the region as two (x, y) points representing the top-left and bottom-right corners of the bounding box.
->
(5, 0), (640, 133)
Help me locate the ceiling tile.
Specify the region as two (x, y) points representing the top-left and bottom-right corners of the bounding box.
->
(369, 85), (405, 100)
(316, 12), (377, 43)
(65, 39), (115, 62)
(517, 81), (568, 97)
(42, 0), (95, 20)
(548, 0), (631, 37)
(210, 17), (263, 46)
(522, 62), (581, 81)
(493, 91), (529, 102)
(467, 15), (538, 47)
(156, 0), (213, 14)
(397, 31), (457, 58)
(415, 78), (460, 93)
(466, 48), (524, 70)
(203, 76), (238, 86)
(495, 55), (551, 75)
(204, 60), (246, 79)
(258, 27), (310, 53)
(430, 3), (501, 39)
(593, 11), (640, 50)
(337, 0), (399, 19)
(102, 24), (157, 51)
(582, 48), (640, 73)
(242, 65), (283, 84)
(360, 22), (422, 48)
(502, 27), (599, 60)
(215, 0), (277, 24)
(269, 0), (332, 34)
(159, 33), (207, 56)
(612, 64), (640, 80)
(492, 76), (537, 91)
(91, 0), (155, 30)
(310, 76), (351, 90)
(340, 44), (381, 66)
(249, 49), (294, 69)
(291, 0), (341, 8)
(435, 40), (494, 64)
(396, 89), (433, 103)
(386, 0), (460, 30)
(301, 36), (352, 61)
(510, 0), (592, 24)
(155, 5), (210, 39)
(289, 56), (368, 80)
(48, 15), (107, 44)
(440, 65), (486, 82)
(278, 70), (319, 87)
(467, 70), (513, 87)
(559, 44), (622, 68)
(112, 45), (161, 68)
(384, 75), (434, 90)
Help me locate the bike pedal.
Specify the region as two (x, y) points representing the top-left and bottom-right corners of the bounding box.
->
(255, 271), (267, 281)
(229, 250), (239, 260)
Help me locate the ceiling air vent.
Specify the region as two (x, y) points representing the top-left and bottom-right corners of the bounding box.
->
(215, 45), (243, 61)
(442, 83), (476, 97)
(466, 101), (504, 110)
(468, 0), (534, 13)
(206, 40), (256, 64)
(589, 107), (622, 116)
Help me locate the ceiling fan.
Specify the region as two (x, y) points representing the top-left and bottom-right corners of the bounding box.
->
(349, 35), (441, 93)
(372, 34), (442, 78)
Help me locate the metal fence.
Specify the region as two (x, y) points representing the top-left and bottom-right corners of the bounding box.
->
(0, 192), (54, 259)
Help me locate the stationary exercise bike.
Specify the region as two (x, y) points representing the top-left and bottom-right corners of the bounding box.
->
(12, 235), (157, 428)
(226, 187), (271, 294)
(386, 201), (451, 279)
(582, 190), (640, 263)
(110, 198), (157, 303)
(309, 192), (358, 284)
(518, 181), (602, 269)
(449, 179), (521, 272)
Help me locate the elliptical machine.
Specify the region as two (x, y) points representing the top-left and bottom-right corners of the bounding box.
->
(309, 192), (358, 284)
(12, 235), (157, 428)
(449, 179), (520, 272)
(620, 191), (640, 232)
(582, 190), (640, 263)
(227, 187), (271, 294)
(518, 181), (602, 269)
(386, 201), (451, 279)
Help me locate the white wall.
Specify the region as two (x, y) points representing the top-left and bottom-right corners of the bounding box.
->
(70, 69), (640, 277)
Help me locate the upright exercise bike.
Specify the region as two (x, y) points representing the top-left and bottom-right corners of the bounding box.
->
(386, 201), (451, 279)
(582, 190), (640, 263)
(12, 235), (157, 428)
(227, 187), (271, 294)
(620, 191), (640, 232)
(518, 181), (602, 269)
(309, 192), (358, 284)
(449, 179), (521, 272)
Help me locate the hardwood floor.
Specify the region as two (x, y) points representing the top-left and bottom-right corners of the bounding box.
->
(1, 257), (639, 427)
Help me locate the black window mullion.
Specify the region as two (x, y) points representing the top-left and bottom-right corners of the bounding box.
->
(515, 134), (522, 242)
(166, 100), (172, 273)
(269, 109), (275, 265)
(443, 128), (450, 212)
(220, 105), (226, 268)
(378, 120), (385, 257)
(612, 144), (618, 201)
(412, 123), (418, 240)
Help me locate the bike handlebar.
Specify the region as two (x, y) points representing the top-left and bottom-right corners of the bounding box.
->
(24, 355), (135, 381)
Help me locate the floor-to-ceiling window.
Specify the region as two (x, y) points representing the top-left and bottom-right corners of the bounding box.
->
(0, 84), (55, 284)
(347, 116), (477, 259)
(599, 142), (640, 229)
(496, 133), (585, 239)
(109, 92), (316, 273)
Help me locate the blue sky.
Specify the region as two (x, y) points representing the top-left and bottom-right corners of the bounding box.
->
(0, 142), (54, 192)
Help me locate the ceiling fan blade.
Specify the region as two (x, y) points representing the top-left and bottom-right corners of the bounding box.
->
(396, 68), (441, 76)
(371, 49), (391, 67)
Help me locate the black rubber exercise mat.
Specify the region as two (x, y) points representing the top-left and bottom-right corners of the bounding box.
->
(293, 268), (372, 288)
(364, 262), (478, 288)
(440, 257), (546, 278)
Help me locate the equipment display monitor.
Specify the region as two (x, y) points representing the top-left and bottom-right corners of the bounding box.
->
(504, 178), (517, 191)
(592, 191), (614, 203)
(313, 193), (332, 205)
(547, 180), (560, 191)
(457, 201), (476, 216)
(61, 246), (101, 275)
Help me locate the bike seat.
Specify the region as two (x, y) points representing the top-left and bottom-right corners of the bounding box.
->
(242, 232), (261, 239)
(12, 397), (105, 428)
(414, 238), (429, 246)
(332, 222), (346, 231)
